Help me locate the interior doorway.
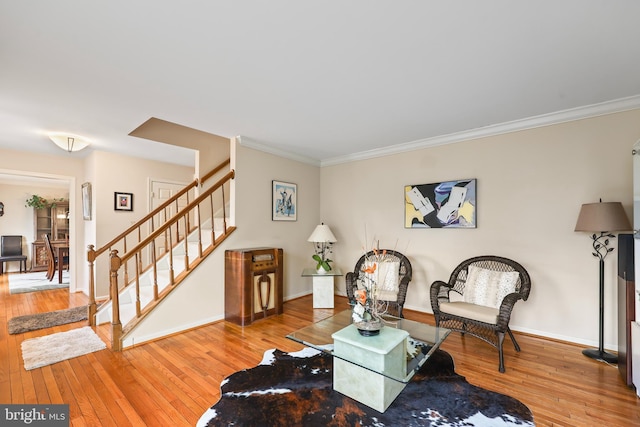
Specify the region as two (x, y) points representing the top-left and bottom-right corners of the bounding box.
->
(0, 170), (76, 294)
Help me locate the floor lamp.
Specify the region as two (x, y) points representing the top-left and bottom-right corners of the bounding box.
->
(574, 200), (631, 363)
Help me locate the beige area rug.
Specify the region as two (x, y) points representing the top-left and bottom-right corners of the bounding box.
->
(21, 326), (106, 371)
(8, 306), (87, 334)
(8, 270), (70, 294)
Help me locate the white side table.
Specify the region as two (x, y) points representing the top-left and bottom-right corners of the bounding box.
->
(302, 267), (342, 309)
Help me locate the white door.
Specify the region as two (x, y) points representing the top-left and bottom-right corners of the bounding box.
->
(150, 180), (189, 255)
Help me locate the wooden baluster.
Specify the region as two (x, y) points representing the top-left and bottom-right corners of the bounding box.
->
(174, 200), (181, 243)
(196, 203), (203, 258)
(110, 250), (123, 351)
(137, 226), (143, 274)
(151, 238), (158, 300)
(209, 192), (216, 244)
(87, 244), (97, 326)
(168, 225), (175, 286)
(134, 252), (141, 318)
(163, 207), (169, 256)
(122, 237), (129, 287)
(183, 213), (190, 272)
(222, 183), (228, 233)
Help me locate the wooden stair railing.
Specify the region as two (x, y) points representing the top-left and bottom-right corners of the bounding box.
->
(87, 159), (233, 346)
(107, 169), (235, 350)
(87, 177), (199, 324)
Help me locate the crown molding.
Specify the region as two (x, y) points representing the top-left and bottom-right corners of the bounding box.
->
(237, 136), (321, 167)
(321, 95), (640, 166)
(237, 95), (640, 167)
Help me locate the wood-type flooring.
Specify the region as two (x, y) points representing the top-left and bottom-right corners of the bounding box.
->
(1, 273), (638, 426)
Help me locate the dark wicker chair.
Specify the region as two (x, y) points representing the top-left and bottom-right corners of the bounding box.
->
(345, 250), (412, 318)
(430, 255), (531, 373)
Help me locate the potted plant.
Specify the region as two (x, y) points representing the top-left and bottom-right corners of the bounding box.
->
(312, 252), (333, 273)
(25, 195), (65, 209)
(25, 195), (48, 209)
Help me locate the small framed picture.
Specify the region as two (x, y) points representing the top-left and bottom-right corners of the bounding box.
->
(272, 180), (297, 221)
(114, 192), (134, 211)
(81, 182), (92, 220)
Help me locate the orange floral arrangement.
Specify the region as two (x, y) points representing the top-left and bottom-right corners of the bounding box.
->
(352, 248), (388, 325)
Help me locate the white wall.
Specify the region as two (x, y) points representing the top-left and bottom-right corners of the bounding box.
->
(321, 109), (640, 350)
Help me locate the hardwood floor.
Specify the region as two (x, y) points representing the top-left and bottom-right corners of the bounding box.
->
(1, 273), (639, 426)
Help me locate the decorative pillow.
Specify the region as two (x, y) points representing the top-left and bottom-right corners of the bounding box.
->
(377, 261), (400, 293)
(463, 265), (519, 309)
(362, 260), (400, 294)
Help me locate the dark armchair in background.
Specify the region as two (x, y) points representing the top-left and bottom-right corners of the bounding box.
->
(0, 235), (28, 274)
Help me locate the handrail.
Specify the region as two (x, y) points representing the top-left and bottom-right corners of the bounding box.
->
(123, 170), (234, 258)
(93, 179), (198, 259)
(199, 158), (231, 186)
(87, 158), (232, 330)
(110, 170), (235, 351)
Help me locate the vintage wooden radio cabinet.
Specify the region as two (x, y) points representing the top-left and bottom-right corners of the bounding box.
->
(224, 247), (283, 326)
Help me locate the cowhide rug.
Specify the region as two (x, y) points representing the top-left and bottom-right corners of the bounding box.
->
(197, 348), (535, 427)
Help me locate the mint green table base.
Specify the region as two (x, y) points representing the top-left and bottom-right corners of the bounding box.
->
(332, 324), (409, 412)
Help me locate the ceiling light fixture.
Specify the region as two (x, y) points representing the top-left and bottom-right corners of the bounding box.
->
(48, 133), (91, 152)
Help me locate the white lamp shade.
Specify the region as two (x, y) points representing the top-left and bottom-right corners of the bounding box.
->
(307, 224), (337, 243)
(49, 133), (91, 152)
(574, 201), (631, 232)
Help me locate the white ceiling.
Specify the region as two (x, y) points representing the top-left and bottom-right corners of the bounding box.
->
(1, 1), (640, 167)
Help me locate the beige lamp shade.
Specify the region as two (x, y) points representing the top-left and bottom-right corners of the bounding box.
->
(307, 224), (337, 243)
(574, 201), (631, 232)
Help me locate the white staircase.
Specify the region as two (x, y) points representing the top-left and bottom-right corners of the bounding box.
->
(95, 218), (225, 326)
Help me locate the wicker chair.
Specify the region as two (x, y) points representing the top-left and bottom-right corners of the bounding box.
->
(430, 255), (531, 373)
(345, 250), (412, 318)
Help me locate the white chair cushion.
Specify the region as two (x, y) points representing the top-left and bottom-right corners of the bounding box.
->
(463, 265), (519, 309)
(375, 289), (399, 302)
(440, 301), (499, 325)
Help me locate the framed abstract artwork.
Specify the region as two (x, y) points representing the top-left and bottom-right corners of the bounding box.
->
(114, 192), (134, 212)
(272, 180), (297, 221)
(404, 179), (476, 228)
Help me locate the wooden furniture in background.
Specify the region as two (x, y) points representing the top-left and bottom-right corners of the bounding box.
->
(225, 247), (283, 326)
(31, 202), (69, 271)
(44, 234), (69, 283)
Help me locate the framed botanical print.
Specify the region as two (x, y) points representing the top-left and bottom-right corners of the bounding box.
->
(272, 180), (297, 221)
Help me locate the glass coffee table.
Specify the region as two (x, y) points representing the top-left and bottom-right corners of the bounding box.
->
(287, 310), (451, 412)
